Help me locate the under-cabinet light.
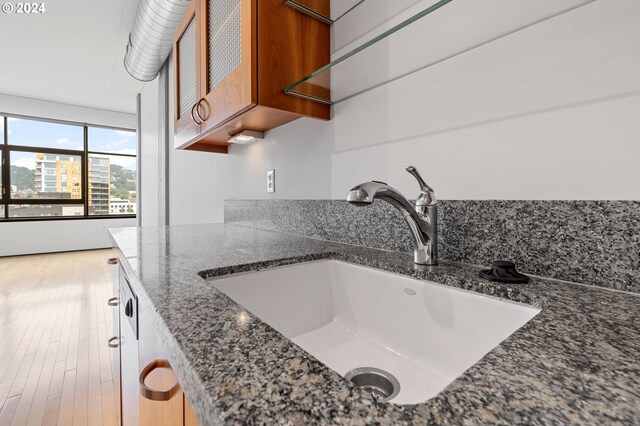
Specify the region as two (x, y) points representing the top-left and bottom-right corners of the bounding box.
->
(228, 130), (264, 144)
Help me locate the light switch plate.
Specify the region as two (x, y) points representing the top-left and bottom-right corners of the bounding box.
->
(267, 169), (275, 193)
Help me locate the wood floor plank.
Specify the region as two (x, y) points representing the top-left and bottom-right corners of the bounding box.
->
(72, 337), (89, 424)
(24, 279), (68, 426)
(87, 281), (104, 426)
(41, 394), (62, 426)
(7, 351), (37, 400)
(12, 296), (58, 425)
(0, 313), (28, 372)
(0, 395), (21, 425)
(24, 340), (60, 426)
(0, 310), (43, 397)
(0, 249), (119, 426)
(56, 369), (76, 426)
(46, 360), (66, 420)
(101, 380), (117, 426)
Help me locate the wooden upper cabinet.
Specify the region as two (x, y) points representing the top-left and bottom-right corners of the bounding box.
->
(173, 0), (330, 154)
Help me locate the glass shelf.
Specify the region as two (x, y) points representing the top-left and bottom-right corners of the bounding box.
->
(284, 0), (364, 24)
(285, 0), (453, 105)
(285, 0), (594, 105)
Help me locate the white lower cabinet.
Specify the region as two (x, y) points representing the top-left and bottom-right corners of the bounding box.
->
(107, 258), (121, 426)
(120, 266), (140, 426)
(113, 259), (199, 426)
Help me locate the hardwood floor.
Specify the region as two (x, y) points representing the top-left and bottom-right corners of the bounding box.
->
(0, 249), (119, 426)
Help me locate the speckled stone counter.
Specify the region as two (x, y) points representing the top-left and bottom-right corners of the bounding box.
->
(225, 200), (640, 293)
(109, 224), (640, 426)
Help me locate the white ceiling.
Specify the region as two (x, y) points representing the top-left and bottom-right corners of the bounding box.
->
(0, 0), (145, 114)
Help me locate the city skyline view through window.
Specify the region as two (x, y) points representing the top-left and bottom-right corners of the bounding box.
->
(1, 115), (137, 219)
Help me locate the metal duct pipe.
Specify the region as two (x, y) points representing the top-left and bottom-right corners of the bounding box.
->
(124, 0), (191, 82)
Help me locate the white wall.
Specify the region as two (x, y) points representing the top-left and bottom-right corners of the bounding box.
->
(168, 144), (225, 225)
(217, 0), (640, 202)
(137, 53), (228, 227)
(167, 53), (225, 225)
(220, 117), (334, 199)
(0, 93), (136, 128)
(0, 218), (136, 257)
(0, 94), (137, 256)
(139, 79), (160, 227)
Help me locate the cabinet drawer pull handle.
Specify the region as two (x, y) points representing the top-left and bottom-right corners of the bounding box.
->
(107, 257), (118, 265)
(107, 297), (119, 307)
(194, 98), (207, 123)
(108, 336), (119, 348)
(191, 103), (202, 125)
(139, 359), (180, 401)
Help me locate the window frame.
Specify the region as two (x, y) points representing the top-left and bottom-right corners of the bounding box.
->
(1, 123), (6, 208)
(0, 113), (137, 222)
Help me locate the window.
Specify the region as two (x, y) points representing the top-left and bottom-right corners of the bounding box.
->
(0, 115), (137, 220)
(0, 131), (4, 218)
(87, 127), (137, 216)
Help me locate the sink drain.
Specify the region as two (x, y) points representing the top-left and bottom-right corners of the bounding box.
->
(344, 367), (401, 402)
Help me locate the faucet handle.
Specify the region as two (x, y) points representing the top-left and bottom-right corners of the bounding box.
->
(405, 166), (436, 206)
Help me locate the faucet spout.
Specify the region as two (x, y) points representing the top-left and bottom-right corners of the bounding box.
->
(347, 169), (438, 265)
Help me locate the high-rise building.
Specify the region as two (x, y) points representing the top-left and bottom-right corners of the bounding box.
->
(34, 153), (82, 199)
(33, 153), (112, 215)
(88, 155), (111, 215)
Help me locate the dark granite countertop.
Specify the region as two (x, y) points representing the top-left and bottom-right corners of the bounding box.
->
(109, 223), (640, 426)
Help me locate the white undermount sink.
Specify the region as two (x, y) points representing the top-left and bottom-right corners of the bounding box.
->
(209, 260), (540, 404)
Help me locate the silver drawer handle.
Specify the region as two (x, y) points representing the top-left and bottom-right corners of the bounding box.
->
(107, 297), (119, 307)
(108, 336), (119, 349)
(139, 359), (180, 401)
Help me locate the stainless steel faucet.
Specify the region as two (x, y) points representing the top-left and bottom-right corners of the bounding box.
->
(347, 166), (438, 265)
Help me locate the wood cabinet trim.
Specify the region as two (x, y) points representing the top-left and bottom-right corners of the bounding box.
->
(256, 0), (330, 119)
(184, 142), (229, 154)
(184, 394), (200, 426)
(174, 0), (202, 149)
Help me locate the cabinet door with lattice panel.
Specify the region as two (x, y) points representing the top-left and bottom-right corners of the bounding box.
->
(199, 0), (256, 135)
(173, 0), (203, 149)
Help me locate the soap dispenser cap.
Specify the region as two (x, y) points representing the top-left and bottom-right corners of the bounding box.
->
(480, 260), (530, 284)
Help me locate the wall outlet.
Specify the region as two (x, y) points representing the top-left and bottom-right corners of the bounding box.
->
(267, 169), (275, 193)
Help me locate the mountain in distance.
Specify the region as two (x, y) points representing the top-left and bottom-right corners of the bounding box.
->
(10, 166), (35, 191)
(110, 164), (137, 199)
